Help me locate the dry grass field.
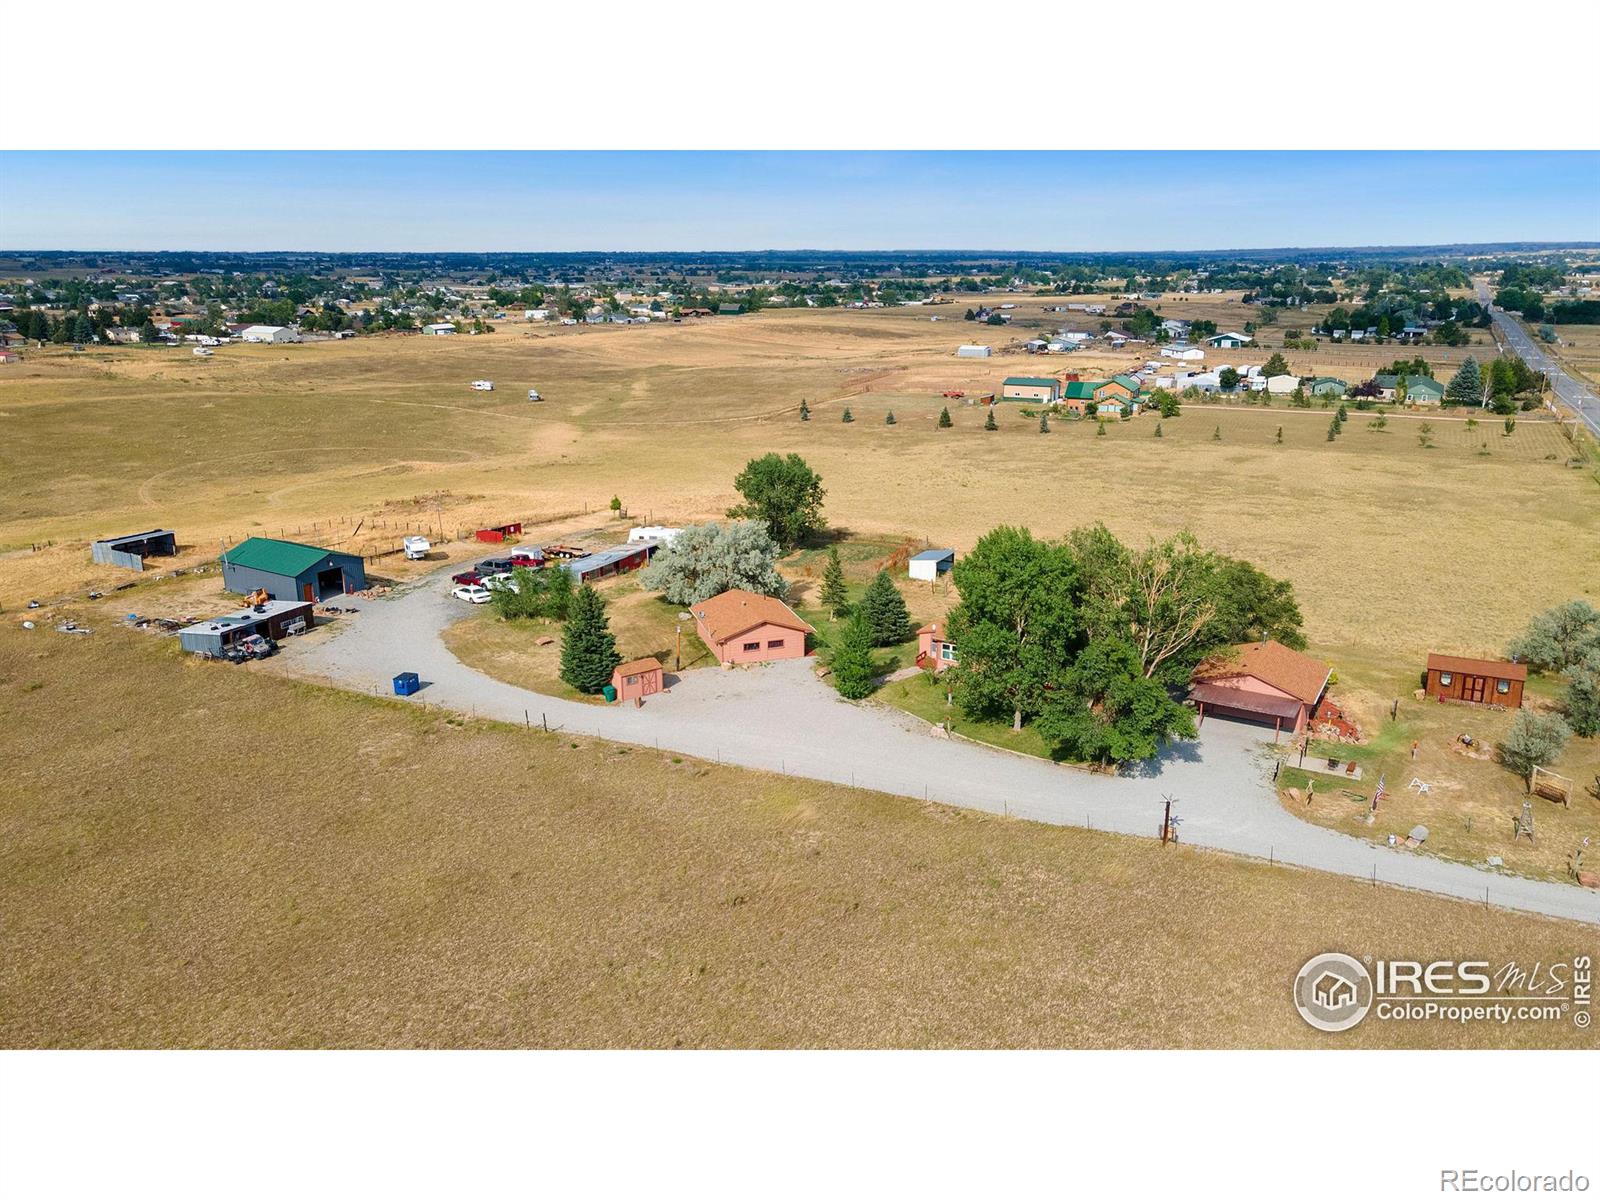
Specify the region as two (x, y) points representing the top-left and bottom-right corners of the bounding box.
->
(3, 625), (1594, 1050)
(4, 304), (1595, 674)
(1552, 323), (1600, 388)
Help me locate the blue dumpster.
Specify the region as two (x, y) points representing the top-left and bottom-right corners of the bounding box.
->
(392, 672), (421, 697)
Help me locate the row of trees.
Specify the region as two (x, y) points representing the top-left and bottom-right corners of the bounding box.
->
(943, 525), (1304, 764)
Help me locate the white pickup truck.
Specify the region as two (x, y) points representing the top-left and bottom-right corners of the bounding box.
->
(469, 379), (494, 392)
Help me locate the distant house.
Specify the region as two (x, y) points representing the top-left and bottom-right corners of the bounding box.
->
(956, 344), (992, 358)
(422, 322), (457, 336)
(1265, 374), (1301, 396)
(525, 309), (550, 321)
(1001, 375), (1060, 403)
(1159, 346), (1205, 361)
(691, 589), (814, 666)
(1423, 653), (1525, 708)
(1110, 373), (1143, 396)
(717, 303), (746, 316)
(1060, 379), (1133, 414)
(1404, 377), (1445, 406)
(1190, 640), (1332, 738)
(238, 324), (300, 344)
(916, 620), (957, 672)
(908, 548), (955, 582)
(1307, 377), (1348, 398)
(1207, 332), (1250, 349)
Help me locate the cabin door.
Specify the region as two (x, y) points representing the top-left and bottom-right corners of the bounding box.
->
(1463, 675), (1487, 704)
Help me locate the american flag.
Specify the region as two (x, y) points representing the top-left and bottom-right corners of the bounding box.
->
(1371, 774), (1386, 812)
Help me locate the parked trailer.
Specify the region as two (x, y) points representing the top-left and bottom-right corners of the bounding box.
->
(403, 536), (432, 560)
(470, 380), (495, 392)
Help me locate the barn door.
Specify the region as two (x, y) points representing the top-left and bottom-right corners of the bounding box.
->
(1464, 676), (1486, 703)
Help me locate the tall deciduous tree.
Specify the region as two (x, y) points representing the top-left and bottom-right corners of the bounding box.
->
(1036, 637), (1196, 765)
(727, 453), (825, 551)
(1508, 600), (1600, 673)
(947, 526), (1080, 730)
(639, 521), (786, 605)
(559, 585), (621, 694)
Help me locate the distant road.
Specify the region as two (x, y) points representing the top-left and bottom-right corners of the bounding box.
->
(1474, 277), (1600, 438)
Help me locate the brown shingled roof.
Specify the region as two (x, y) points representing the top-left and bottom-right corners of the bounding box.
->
(1426, 653), (1527, 681)
(612, 657), (663, 680)
(1194, 640), (1331, 705)
(690, 589), (813, 646)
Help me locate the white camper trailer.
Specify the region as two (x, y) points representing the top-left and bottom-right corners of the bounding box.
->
(403, 536), (432, 561)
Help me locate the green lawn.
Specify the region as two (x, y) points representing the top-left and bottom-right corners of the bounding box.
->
(874, 670), (1056, 760)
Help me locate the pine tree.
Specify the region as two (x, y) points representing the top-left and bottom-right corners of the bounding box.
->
(984, 409), (997, 431)
(841, 406), (854, 423)
(1153, 421), (1163, 438)
(885, 410), (896, 425)
(559, 584), (621, 694)
(858, 570), (912, 647)
(1336, 402), (1348, 423)
(1446, 357), (1483, 406)
(830, 611), (877, 700)
(1038, 411), (1050, 433)
(1096, 420), (1107, 437)
(799, 399), (810, 421)
(1326, 415), (1340, 441)
(1504, 415), (1516, 436)
(937, 406), (952, 428)
(1211, 425), (1221, 441)
(820, 546), (849, 617)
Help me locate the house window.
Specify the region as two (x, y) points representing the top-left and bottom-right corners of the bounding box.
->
(1496, 678), (1511, 695)
(766, 639), (784, 649)
(742, 641), (760, 652)
(939, 643), (956, 662)
(1439, 673), (1453, 687)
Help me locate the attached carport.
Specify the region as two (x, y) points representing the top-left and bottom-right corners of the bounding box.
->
(1191, 683), (1305, 741)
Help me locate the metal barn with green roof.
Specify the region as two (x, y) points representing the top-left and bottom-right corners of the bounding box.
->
(220, 537), (366, 601)
(1000, 376), (1060, 403)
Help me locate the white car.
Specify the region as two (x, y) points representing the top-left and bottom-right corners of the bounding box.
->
(451, 584), (492, 604)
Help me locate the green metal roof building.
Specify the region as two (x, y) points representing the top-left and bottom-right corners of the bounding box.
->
(220, 536), (366, 602)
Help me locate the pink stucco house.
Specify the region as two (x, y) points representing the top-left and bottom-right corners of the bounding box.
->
(691, 588), (814, 666)
(1189, 640), (1331, 739)
(916, 620), (957, 672)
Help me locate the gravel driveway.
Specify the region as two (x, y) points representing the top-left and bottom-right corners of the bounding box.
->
(292, 570), (1600, 926)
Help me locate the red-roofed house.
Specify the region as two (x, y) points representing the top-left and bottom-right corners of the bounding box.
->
(1190, 640), (1332, 739)
(690, 589), (814, 666)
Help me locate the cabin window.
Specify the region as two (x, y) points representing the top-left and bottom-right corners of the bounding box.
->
(1496, 678), (1511, 695)
(766, 639), (784, 650)
(940, 643), (956, 661)
(1439, 673), (1453, 687)
(743, 641), (760, 652)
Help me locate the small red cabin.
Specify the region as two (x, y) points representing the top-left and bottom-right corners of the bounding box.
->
(1424, 653), (1525, 708)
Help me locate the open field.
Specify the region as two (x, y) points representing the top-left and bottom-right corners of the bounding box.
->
(3, 625), (1595, 1049)
(1551, 323), (1600, 388)
(4, 307), (1596, 672)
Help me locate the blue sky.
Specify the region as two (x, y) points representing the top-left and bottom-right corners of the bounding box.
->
(2, 151), (1596, 252)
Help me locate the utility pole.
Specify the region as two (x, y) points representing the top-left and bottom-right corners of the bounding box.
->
(1160, 793), (1179, 845)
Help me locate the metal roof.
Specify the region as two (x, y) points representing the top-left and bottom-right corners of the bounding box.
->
(1003, 376), (1058, 388)
(561, 545), (649, 576)
(910, 548), (954, 562)
(94, 528), (175, 548)
(222, 536), (344, 576)
(177, 599), (311, 638)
